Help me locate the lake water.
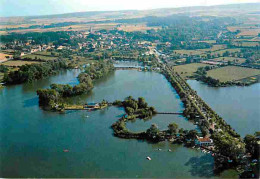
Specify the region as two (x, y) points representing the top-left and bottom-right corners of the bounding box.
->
(0, 69), (216, 177)
(187, 80), (260, 137)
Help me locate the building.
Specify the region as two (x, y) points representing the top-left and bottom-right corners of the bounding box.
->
(84, 103), (100, 109)
(195, 137), (213, 146)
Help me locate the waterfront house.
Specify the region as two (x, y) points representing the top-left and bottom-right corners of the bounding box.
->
(195, 137), (213, 146)
(84, 103), (100, 109)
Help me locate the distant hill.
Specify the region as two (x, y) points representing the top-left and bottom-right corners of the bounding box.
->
(0, 3), (259, 25)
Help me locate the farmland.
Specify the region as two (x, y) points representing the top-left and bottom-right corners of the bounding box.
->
(212, 57), (246, 63)
(0, 72), (4, 82)
(21, 54), (58, 61)
(2, 60), (40, 66)
(117, 24), (161, 32)
(207, 66), (260, 82)
(173, 45), (228, 56)
(0, 53), (13, 62)
(173, 63), (208, 78)
(233, 41), (259, 47)
(210, 48), (241, 56)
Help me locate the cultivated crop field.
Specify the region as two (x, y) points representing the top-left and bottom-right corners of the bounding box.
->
(207, 66), (260, 82)
(21, 54), (57, 61)
(174, 49), (204, 55)
(0, 72), (4, 82)
(173, 63), (208, 78)
(117, 24), (161, 32)
(210, 48), (241, 56)
(0, 53), (13, 61)
(2, 60), (40, 66)
(213, 57), (246, 63)
(174, 45), (227, 56)
(233, 41), (259, 47)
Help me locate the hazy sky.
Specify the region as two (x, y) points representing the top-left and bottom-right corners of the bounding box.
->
(0, 0), (259, 17)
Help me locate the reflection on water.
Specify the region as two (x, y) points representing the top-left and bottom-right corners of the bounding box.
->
(0, 69), (217, 178)
(188, 80), (260, 137)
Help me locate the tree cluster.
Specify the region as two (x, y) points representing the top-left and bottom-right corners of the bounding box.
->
(3, 60), (67, 84)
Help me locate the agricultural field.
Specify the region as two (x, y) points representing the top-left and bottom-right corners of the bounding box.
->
(33, 51), (57, 56)
(173, 63), (208, 78)
(174, 49), (205, 56)
(201, 45), (226, 52)
(213, 57), (246, 64)
(233, 41), (259, 47)
(237, 29), (260, 37)
(0, 53), (13, 63)
(198, 40), (216, 44)
(207, 66), (260, 82)
(117, 24), (161, 32)
(2, 60), (40, 66)
(174, 45), (227, 56)
(4, 23), (119, 34)
(0, 72), (4, 82)
(210, 48), (241, 56)
(0, 50), (15, 55)
(21, 54), (57, 61)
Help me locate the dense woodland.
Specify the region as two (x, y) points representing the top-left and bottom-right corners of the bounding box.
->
(3, 60), (68, 84)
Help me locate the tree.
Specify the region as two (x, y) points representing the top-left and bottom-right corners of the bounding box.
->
(168, 122), (178, 135)
(125, 107), (135, 115)
(186, 130), (198, 140)
(146, 124), (160, 139)
(138, 97), (148, 108)
(244, 134), (257, 158)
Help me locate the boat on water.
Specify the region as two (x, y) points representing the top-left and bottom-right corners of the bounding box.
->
(63, 149), (69, 152)
(146, 156), (152, 160)
(168, 149), (172, 152)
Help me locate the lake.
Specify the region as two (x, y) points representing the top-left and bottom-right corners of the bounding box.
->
(187, 80), (260, 137)
(0, 69), (216, 177)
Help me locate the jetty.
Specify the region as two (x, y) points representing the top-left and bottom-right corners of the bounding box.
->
(115, 67), (142, 70)
(157, 112), (183, 115)
(64, 102), (110, 111)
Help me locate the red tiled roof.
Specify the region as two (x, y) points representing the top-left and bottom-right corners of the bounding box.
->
(198, 137), (211, 142)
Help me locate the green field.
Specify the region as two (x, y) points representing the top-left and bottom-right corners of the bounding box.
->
(2, 60), (40, 66)
(210, 48), (241, 56)
(213, 57), (246, 63)
(173, 63), (209, 78)
(174, 45), (232, 57)
(21, 54), (57, 61)
(233, 41), (260, 47)
(0, 72), (4, 82)
(207, 66), (260, 82)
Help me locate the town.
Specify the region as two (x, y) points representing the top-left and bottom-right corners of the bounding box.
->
(0, 2), (259, 178)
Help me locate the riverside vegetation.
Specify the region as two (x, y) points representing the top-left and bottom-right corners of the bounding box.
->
(37, 61), (114, 110)
(111, 96), (200, 144)
(159, 61), (260, 177)
(195, 65), (259, 87)
(3, 59), (68, 84)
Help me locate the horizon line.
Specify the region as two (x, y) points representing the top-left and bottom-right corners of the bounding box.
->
(1, 2), (259, 18)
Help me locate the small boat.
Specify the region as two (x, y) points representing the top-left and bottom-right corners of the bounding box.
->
(146, 156), (152, 160)
(85, 115), (89, 118)
(158, 149), (162, 151)
(63, 149), (69, 152)
(168, 149), (172, 152)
